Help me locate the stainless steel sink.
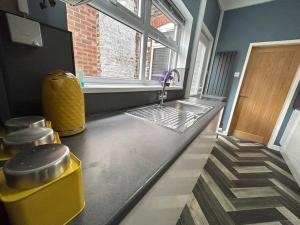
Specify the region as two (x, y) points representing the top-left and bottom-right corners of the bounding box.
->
(126, 102), (213, 133)
(176, 100), (213, 114)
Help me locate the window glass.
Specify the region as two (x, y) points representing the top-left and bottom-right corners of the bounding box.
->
(67, 4), (142, 80)
(66, 0), (187, 86)
(98, 11), (142, 80)
(117, 0), (140, 15)
(145, 37), (175, 82)
(190, 41), (207, 95)
(150, 3), (177, 41)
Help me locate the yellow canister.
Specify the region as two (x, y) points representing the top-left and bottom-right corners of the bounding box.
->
(0, 121), (61, 167)
(42, 70), (85, 137)
(0, 153), (85, 225)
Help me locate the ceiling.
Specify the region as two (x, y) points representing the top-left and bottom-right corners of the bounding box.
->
(218, 0), (275, 11)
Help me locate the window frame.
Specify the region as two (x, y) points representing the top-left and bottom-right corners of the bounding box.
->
(148, 41), (175, 81)
(79, 0), (192, 93)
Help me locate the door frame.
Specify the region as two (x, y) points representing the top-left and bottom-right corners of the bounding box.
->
(225, 39), (300, 150)
(280, 109), (300, 186)
(189, 24), (214, 96)
(184, 0), (207, 98)
(198, 24), (214, 96)
(185, 23), (213, 97)
(280, 108), (300, 150)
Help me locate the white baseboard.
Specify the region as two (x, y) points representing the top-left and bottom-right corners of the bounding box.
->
(281, 151), (300, 188)
(267, 144), (280, 151)
(217, 130), (227, 136)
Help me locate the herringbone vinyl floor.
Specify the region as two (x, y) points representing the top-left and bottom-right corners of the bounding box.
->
(177, 136), (300, 225)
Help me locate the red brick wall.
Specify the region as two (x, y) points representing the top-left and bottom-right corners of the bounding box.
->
(66, 4), (168, 78)
(67, 5), (101, 76)
(151, 15), (169, 28)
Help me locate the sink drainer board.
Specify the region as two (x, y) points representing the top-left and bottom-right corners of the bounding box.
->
(176, 100), (214, 114)
(126, 104), (212, 133)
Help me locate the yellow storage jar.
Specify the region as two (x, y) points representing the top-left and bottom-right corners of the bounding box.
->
(0, 121), (60, 167)
(0, 153), (85, 225)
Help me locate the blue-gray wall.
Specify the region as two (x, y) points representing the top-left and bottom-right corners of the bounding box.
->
(0, 0), (68, 30)
(182, 0), (200, 69)
(0, 11), (74, 121)
(28, 0), (67, 30)
(216, 0), (300, 142)
(204, 0), (220, 38)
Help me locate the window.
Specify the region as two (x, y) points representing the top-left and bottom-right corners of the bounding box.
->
(146, 37), (176, 81)
(97, 12), (142, 80)
(66, 0), (192, 91)
(117, 0), (140, 15)
(150, 3), (177, 41)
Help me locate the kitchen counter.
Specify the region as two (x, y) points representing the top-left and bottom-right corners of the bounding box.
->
(62, 97), (225, 225)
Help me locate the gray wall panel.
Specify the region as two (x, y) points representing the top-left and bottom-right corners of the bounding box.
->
(27, 0), (68, 30)
(0, 12), (74, 120)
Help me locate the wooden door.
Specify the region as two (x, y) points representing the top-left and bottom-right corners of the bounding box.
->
(230, 45), (300, 144)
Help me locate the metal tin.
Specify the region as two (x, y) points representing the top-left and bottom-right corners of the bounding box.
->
(3, 127), (55, 155)
(5, 116), (46, 134)
(0, 153), (84, 225)
(3, 144), (71, 189)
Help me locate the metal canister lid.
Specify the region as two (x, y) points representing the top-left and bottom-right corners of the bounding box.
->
(5, 116), (45, 134)
(3, 127), (55, 155)
(3, 144), (71, 189)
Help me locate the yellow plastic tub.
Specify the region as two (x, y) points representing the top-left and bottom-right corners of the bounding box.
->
(0, 153), (85, 225)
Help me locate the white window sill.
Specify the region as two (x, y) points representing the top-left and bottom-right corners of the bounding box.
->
(83, 85), (183, 94)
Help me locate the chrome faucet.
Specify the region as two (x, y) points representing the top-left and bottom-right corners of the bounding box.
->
(159, 69), (181, 106)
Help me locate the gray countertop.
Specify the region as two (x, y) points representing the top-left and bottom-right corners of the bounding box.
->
(63, 97), (225, 225)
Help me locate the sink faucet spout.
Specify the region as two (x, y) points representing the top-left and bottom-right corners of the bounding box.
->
(160, 69), (181, 106)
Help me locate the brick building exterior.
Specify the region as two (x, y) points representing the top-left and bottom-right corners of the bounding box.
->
(67, 5), (100, 77)
(67, 3), (169, 79)
(98, 12), (141, 80)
